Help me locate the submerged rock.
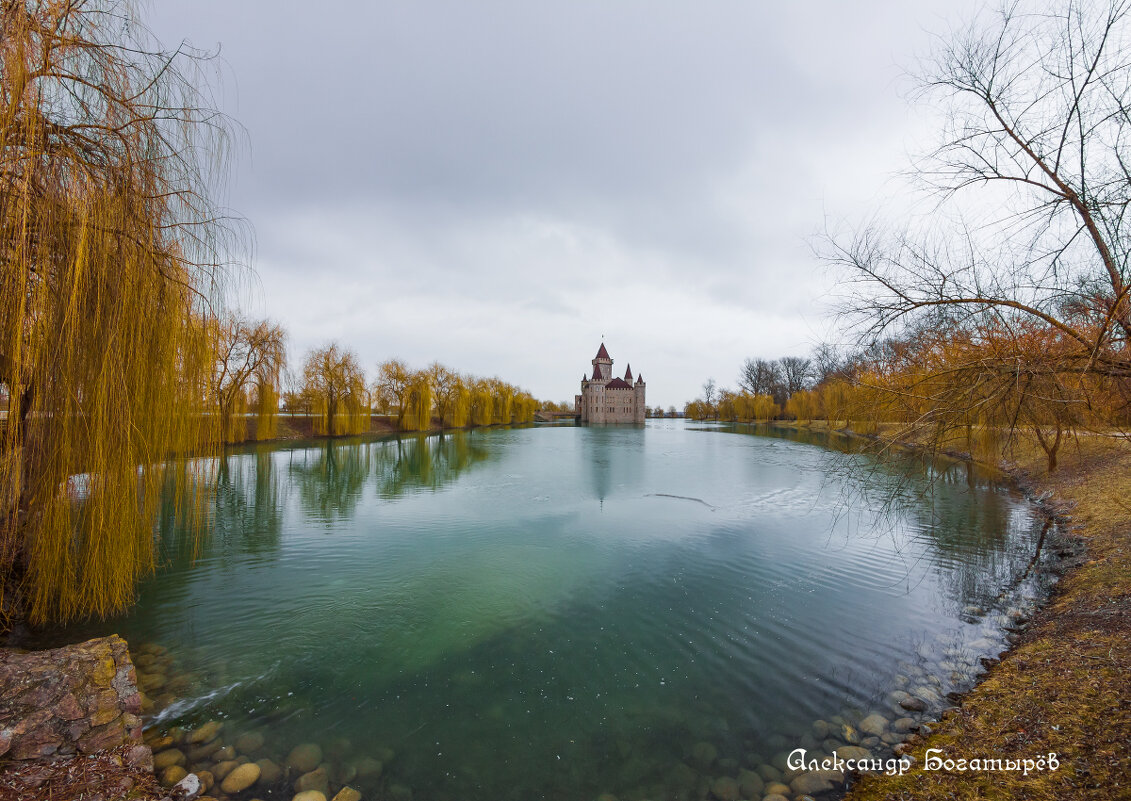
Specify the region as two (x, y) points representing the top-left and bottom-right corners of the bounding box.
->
(900, 696), (928, 712)
(332, 789), (362, 801)
(294, 767), (330, 797)
(791, 772), (834, 795)
(858, 714), (888, 736)
(287, 743), (324, 774)
(690, 742), (717, 769)
(220, 762), (261, 794)
(235, 731), (266, 754)
(292, 792), (328, 801)
(188, 721), (223, 745)
(160, 765), (188, 787)
(710, 776), (740, 801)
(737, 769), (764, 798)
(351, 756), (382, 778)
(154, 748), (187, 771)
(256, 758), (283, 784)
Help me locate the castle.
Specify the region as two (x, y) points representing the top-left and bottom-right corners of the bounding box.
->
(575, 342), (646, 424)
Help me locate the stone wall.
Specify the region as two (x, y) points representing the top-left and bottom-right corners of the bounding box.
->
(0, 634), (145, 763)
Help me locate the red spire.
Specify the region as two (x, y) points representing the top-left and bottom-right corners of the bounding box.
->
(624, 364), (632, 380)
(595, 342), (611, 360)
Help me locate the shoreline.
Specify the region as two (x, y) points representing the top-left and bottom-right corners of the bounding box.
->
(766, 420), (1128, 801)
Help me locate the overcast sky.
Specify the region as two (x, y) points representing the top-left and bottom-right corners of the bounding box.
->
(147, 1), (982, 408)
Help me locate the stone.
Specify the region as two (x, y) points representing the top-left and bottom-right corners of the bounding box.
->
(212, 760), (239, 781)
(257, 758), (283, 784)
(690, 742), (717, 768)
(858, 713), (888, 736)
(292, 793), (328, 801)
(839, 723), (861, 744)
(212, 745), (236, 761)
(834, 746), (872, 762)
(737, 769), (764, 798)
(810, 719), (830, 740)
(172, 772), (202, 799)
(187, 741), (222, 762)
(188, 721), (223, 745)
(762, 796), (789, 801)
(710, 776), (740, 801)
(288, 743), (324, 774)
(764, 782), (791, 797)
(352, 756), (383, 777)
(154, 748), (188, 770)
(756, 763), (781, 782)
(161, 765), (189, 787)
(196, 770), (215, 792)
(0, 636), (142, 761)
(294, 767), (330, 797)
(235, 732), (266, 754)
(220, 762), (262, 794)
(892, 717), (918, 733)
(899, 696), (928, 712)
(791, 772), (834, 795)
(332, 789), (362, 801)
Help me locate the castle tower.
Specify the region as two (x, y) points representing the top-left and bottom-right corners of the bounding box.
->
(592, 342), (612, 381)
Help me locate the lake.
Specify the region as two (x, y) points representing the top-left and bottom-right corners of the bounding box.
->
(39, 420), (1059, 800)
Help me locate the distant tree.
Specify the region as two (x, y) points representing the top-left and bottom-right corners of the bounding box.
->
(376, 359), (412, 427)
(212, 315), (287, 443)
(428, 363), (461, 427)
(779, 356), (813, 396)
(303, 344), (367, 435)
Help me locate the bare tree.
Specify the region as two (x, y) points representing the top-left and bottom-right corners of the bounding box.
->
(702, 378), (718, 407)
(826, 0), (1131, 459)
(779, 356), (813, 395)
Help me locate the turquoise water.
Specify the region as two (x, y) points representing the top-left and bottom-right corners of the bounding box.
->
(40, 421), (1056, 800)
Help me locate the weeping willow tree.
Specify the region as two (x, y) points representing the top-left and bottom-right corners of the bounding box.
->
(0, 1), (244, 623)
(401, 374), (433, 432)
(255, 381), (280, 441)
(212, 313), (286, 443)
(303, 343), (368, 436)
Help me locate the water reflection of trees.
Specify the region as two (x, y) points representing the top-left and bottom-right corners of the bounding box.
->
(288, 441), (371, 521)
(156, 450), (285, 563)
(732, 423), (1046, 613)
(372, 432), (489, 499)
(286, 432), (491, 519)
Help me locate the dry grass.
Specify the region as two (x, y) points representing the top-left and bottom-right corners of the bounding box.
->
(0, 744), (165, 801)
(844, 432), (1131, 801)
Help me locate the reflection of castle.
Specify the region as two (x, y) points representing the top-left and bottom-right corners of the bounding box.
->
(575, 343), (646, 424)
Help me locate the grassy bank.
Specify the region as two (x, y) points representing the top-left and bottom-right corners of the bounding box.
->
(779, 421), (1129, 800)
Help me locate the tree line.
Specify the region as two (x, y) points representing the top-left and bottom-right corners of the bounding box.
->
(212, 317), (542, 442)
(688, 0), (1131, 477)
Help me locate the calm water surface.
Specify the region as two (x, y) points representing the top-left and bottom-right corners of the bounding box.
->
(43, 421), (1056, 800)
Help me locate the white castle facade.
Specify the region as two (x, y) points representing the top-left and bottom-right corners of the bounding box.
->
(575, 343), (646, 424)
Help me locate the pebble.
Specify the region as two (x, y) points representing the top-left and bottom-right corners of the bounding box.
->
(212, 760), (239, 781)
(220, 762), (260, 793)
(710, 776), (740, 801)
(288, 743), (324, 774)
(153, 749), (186, 771)
(292, 793), (327, 801)
(256, 758), (283, 784)
(160, 765), (187, 788)
(332, 789), (362, 801)
(189, 721), (223, 745)
(764, 782), (791, 796)
(351, 757), (382, 778)
(859, 713), (888, 736)
(892, 717), (918, 734)
(690, 742), (717, 769)
(294, 767), (330, 797)
(811, 720), (830, 740)
(236, 732), (266, 754)
(791, 772), (834, 795)
(737, 769), (764, 797)
(899, 696), (928, 712)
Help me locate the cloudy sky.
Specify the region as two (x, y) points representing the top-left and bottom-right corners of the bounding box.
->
(147, 1), (982, 408)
